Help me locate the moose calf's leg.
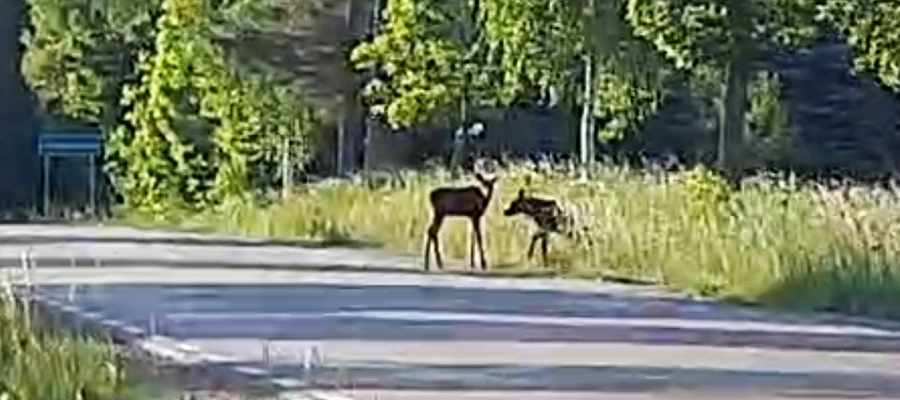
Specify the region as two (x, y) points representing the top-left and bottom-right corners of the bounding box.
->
(469, 228), (476, 269)
(434, 239), (444, 269)
(423, 234), (433, 271)
(424, 216), (445, 270)
(472, 218), (488, 270)
(540, 232), (550, 267)
(527, 233), (540, 260)
(431, 229), (444, 270)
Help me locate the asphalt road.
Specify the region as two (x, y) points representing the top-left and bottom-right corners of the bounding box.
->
(3, 224), (900, 400)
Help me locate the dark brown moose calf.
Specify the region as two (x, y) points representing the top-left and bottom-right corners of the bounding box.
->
(503, 188), (576, 267)
(423, 173), (498, 271)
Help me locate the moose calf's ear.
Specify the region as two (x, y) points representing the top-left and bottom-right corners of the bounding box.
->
(517, 188), (525, 198)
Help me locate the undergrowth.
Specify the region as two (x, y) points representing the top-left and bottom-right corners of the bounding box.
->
(120, 162), (900, 319)
(0, 285), (127, 400)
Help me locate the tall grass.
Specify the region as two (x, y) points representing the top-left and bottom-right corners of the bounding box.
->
(0, 286), (128, 400)
(123, 163), (900, 319)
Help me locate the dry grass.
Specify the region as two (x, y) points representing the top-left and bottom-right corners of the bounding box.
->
(121, 162), (900, 319)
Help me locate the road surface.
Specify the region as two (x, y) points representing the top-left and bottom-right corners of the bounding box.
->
(3, 224), (900, 400)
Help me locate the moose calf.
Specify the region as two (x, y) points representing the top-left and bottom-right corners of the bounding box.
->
(423, 173), (498, 271)
(503, 188), (578, 267)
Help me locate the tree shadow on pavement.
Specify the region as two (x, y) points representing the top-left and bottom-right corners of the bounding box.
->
(0, 233), (381, 249)
(40, 280), (900, 353)
(253, 360), (900, 396)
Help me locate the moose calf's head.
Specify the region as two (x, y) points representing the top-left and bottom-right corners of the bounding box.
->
(503, 189), (530, 217)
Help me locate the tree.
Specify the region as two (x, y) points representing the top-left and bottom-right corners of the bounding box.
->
(351, 0), (486, 128)
(481, 0), (669, 173)
(352, 0), (668, 172)
(108, 0), (212, 212)
(109, 0), (322, 211)
(625, 0), (820, 178)
(820, 0), (900, 91)
(21, 0), (161, 125)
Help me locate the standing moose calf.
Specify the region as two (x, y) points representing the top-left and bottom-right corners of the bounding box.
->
(423, 173), (498, 271)
(503, 188), (583, 267)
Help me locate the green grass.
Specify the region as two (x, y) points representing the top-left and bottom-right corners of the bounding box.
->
(0, 285), (128, 400)
(0, 284), (249, 400)
(120, 162), (900, 320)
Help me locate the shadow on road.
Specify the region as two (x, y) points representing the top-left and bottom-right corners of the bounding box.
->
(0, 256), (643, 282)
(0, 234), (381, 249)
(155, 317), (900, 353)
(222, 360), (900, 396)
(0, 257), (430, 276)
(32, 282), (900, 353)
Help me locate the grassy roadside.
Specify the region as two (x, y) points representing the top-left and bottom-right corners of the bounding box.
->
(119, 163), (900, 320)
(0, 286), (128, 400)
(0, 287), (262, 400)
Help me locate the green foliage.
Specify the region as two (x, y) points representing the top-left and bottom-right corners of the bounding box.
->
(353, 0), (668, 139)
(21, 0), (161, 123)
(625, 1), (731, 69)
(747, 70), (792, 166)
(130, 163), (900, 319)
(200, 66), (317, 201)
(625, 0), (820, 69)
(22, 0), (322, 213)
(820, 0), (900, 90)
(763, 0), (821, 47)
(619, 0), (900, 175)
(109, 0), (213, 213)
(23, 0), (900, 214)
(0, 290), (127, 400)
(679, 164), (733, 222)
(477, 0), (574, 105)
(564, 0), (669, 139)
(624, 0), (820, 175)
(105, 0), (320, 211)
(350, 0), (489, 129)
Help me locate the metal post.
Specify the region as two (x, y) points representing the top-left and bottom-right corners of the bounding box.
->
(579, 0), (596, 181)
(20, 250), (32, 290)
(42, 155), (50, 217)
(336, 100), (346, 176)
(68, 284), (78, 303)
(281, 136), (290, 199)
(579, 54), (594, 181)
(363, 0), (382, 175)
(149, 312), (156, 336)
(588, 100), (596, 171)
(88, 154), (97, 218)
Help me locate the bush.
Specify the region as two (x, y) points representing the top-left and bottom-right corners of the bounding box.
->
(121, 162), (900, 319)
(0, 287), (128, 400)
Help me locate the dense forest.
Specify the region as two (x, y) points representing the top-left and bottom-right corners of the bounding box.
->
(2, 0), (900, 215)
(0, 0), (39, 215)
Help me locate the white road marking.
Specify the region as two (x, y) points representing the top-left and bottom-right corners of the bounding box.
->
(160, 310), (900, 337)
(231, 366), (270, 376)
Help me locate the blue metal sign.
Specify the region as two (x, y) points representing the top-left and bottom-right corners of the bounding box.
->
(38, 132), (103, 156)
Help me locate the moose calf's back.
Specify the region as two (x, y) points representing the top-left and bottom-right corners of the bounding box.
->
(504, 192), (567, 233)
(430, 186), (487, 216)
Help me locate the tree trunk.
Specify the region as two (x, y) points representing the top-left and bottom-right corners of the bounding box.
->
(716, 0), (753, 183)
(716, 48), (752, 182)
(449, 93), (468, 172)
